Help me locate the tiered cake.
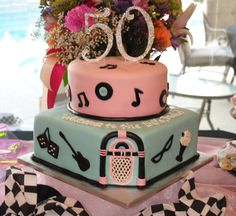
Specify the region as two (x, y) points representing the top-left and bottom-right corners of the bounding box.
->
(33, 1), (198, 187)
(33, 57), (199, 187)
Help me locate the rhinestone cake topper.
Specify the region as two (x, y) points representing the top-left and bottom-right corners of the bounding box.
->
(82, 8), (113, 62)
(116, 6), (154, 62)
(82, 6), (154, 62)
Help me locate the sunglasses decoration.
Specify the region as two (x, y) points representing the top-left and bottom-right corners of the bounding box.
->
(151, 135), (174, 163)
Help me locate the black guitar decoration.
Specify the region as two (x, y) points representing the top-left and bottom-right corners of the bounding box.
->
(37, 128), (59, 159)
(100, 64), (117, 69)
(132, 88), (144, 107)
(77, 92), (89, 108)
(59, 131), (90, 171)
(151, 135), (174, 163)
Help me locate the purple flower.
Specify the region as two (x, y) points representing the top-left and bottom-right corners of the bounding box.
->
(155, 2), (170, 18)
(113, 0), (132, 14)
(132, 0), (148, 10)
(64, 4), (96, 32)
(171, 35), (182, 50)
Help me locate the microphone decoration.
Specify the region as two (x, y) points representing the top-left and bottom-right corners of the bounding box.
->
(59, 131), (90, 171)
(176, 129), (192, 162)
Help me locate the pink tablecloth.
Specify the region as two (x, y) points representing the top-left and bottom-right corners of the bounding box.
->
(0, 137), (236, 215)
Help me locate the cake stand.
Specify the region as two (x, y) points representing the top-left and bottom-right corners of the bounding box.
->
(18, 152), (212, 208)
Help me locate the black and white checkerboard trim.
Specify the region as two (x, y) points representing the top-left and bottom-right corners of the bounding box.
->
(0, 166), (89, 216)
(0, 167), (227, 216)
(138, 171), (226, 216)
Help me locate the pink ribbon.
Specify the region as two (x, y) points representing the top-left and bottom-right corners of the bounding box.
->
(40, 48), (66, 109)
(47, 62), (65, 109)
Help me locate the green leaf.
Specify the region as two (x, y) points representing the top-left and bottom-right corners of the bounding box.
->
(63, 70), (68, 87)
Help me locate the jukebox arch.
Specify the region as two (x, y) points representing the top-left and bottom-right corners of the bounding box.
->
(99, 130), (146, 186)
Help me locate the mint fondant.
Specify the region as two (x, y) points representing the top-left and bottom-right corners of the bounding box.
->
(33, 105), (199, 187)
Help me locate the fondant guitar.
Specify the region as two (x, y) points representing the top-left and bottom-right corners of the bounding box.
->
(59, 131), (90, 171)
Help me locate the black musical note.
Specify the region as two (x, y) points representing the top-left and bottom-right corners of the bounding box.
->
(77, 92), (89, 107)
(151, 135), (174, 163)
(67, 85), (72, 102)
(59, 131), (90, 171)
(100, 64), (117, 69)
(140, 61), (155, 65)
(132, 88), (143, 107)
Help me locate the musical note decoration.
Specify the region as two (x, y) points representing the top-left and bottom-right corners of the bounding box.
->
(59, 131), (90, 171)
(132, 88), (144, 107)
(77, 92), (89, 107)
(140, 61), (155, 65)
(67, 85), (72, 102)
(151, 135), (174, 163)
(95, 82), (113, 101)
(99, 64), (117, 69)
(159, 89), (168, 107)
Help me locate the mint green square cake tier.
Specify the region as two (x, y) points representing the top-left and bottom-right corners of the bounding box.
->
(33, 105), (199, 187)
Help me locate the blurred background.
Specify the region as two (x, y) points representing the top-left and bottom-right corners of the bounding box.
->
(0, 0), (235, 133)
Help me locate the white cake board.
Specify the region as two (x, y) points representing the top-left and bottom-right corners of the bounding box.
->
(18, 152), (212, 208)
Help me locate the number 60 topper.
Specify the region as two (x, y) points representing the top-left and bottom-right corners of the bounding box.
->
(82, 6), (154, 62)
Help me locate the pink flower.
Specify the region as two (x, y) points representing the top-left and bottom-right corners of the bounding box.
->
(132, 0), (148, 10)
(64, 4), (96, 32)
(43, 15), (58, 31)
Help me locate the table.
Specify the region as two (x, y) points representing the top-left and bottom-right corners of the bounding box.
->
(0, 136), (236, 215)
(168, 73), (236, 130)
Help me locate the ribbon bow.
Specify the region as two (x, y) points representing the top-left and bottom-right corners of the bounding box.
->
(0, 167), (89, 216)
(137, 171), (226, 216)
(40, 48), (66, 109)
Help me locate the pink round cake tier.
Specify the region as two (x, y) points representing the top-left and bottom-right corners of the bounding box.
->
(67, 57), (168, 119)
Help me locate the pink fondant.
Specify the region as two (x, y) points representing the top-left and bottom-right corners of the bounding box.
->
(109, 139), (135, 185)
(100, 149), (107, 156)
(98, 176), (107, 185)
(137, 178), (146, 186)
(110, 155), (134, 185)
(118, 130), (127, 139)
(68, 57), (168, 118)
(138, 151), (145, 157)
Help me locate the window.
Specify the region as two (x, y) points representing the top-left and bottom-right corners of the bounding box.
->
(0, 0), (46, 130)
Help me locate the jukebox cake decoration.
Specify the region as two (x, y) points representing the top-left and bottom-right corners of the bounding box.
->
(33, 1), (199, 187)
